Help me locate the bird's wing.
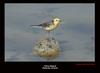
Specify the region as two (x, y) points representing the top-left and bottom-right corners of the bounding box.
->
(39, 20), (53, 27)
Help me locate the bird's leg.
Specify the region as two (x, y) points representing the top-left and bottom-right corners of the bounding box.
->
(48, 31), (50, 36)
(46, 30), (51, 38)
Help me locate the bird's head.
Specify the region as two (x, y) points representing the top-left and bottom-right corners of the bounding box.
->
(53, 18), (61, 25)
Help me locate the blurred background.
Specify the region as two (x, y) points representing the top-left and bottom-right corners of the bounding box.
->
(5, 3), (95, 61)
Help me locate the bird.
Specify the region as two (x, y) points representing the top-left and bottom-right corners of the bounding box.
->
(31, 18), (61, 35)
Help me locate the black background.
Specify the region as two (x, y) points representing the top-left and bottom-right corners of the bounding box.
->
(0, 0), (96, 72)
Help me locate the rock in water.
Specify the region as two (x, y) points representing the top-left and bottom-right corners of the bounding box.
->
(33, 37), (60, 60)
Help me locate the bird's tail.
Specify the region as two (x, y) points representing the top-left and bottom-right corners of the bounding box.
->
(30, 25), (42, 28)
(31, 25), (41, 26)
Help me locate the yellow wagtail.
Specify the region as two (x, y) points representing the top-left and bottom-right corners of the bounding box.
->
(31, 18), (61, 33)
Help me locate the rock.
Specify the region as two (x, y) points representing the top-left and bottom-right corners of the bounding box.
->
(33, 37), (60, 60)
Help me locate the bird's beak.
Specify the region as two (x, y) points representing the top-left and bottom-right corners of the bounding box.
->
(60, 20), (61, 22)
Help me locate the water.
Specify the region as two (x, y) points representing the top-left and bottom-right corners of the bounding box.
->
(5, 3), (95, 61)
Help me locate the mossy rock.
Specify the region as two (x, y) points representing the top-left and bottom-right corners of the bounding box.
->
(33, 37), (60, 60)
